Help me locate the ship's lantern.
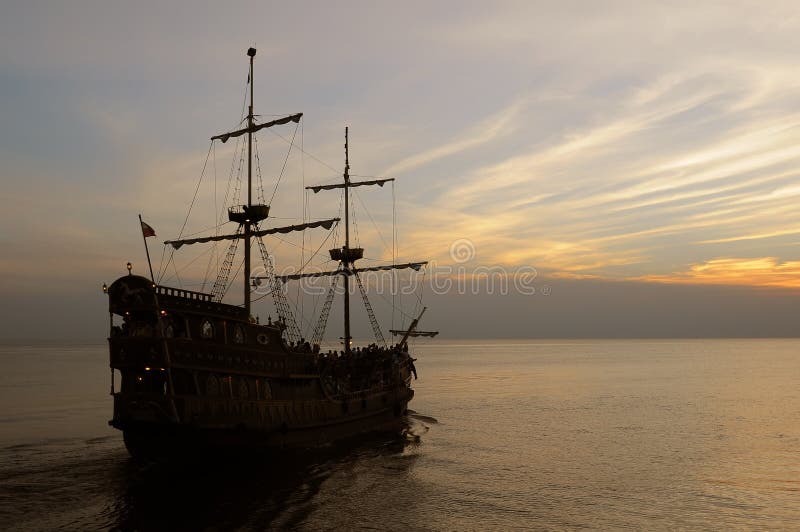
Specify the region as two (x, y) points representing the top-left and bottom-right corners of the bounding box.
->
(102, 283), (107, 293)
(126, 262), (132, 274)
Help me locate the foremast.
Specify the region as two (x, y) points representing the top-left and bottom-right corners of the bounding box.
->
(282, 129), (428, 352)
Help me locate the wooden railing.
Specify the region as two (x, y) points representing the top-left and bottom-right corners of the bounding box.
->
(156, 285), (213, 302)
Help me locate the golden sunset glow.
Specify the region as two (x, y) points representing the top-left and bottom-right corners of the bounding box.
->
(638, 258), (800, 289)
(3, 2), (800, 340)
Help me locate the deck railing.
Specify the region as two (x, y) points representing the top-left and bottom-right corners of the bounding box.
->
(156, 285), (213, 302)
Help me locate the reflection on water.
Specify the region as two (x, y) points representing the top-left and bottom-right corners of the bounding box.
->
(2, 340), (800, 529)
(0, 421), (426, 531)
(117, 429), (422, 530)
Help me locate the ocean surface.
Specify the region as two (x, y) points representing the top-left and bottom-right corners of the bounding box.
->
(1, 339), (799, 530)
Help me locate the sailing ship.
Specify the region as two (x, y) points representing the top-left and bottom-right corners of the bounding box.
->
(104, 48), (429, 459)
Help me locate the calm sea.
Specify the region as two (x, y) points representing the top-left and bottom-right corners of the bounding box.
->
(1, 339), (798, 530)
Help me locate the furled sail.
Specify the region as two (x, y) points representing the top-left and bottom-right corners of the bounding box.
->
(211, 113), (303, 143)
(355, 262), (427, 273)
(307, 178), (394, 193)
(275, 261), (427, 282)
(389, 330), (439, 338)
(253, 218), (338, 237)
(164, 218), (339, 249)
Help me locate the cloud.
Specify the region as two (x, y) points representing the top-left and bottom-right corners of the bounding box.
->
(637, 257), (800, 289)
(382, 96), (528, 176)
(700, 227), (800, 245)
(397, 57), (800, 281)
(6, 0), (800, 338)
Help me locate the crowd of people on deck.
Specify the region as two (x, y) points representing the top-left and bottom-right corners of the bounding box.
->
(308, 341), (417, 393)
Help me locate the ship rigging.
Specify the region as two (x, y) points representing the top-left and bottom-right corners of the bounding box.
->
(103, 47), (433, 458)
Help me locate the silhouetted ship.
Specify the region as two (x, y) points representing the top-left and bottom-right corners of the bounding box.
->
(104, 48), (429, 459)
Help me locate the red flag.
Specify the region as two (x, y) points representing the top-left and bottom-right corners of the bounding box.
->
(140, 220), (156, 238)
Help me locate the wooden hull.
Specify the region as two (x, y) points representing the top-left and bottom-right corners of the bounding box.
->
(119, 400), (411, 461)
(106, 274), (417, 459)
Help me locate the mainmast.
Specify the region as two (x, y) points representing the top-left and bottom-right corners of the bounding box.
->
(165, 48), (343, 343)
(343, 128), (352, 351)
(244, 47), (256, 316)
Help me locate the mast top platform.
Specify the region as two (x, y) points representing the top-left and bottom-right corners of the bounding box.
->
(228, 204), (270, 224)
(329, 247), (364, 263)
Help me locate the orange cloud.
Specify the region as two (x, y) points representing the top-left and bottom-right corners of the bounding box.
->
(637, 257), (800, 289)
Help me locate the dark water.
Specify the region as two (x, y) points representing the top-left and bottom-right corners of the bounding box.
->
(1, 339), (799, 530)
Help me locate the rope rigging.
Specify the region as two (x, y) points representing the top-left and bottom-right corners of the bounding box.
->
(392, 180), (397, 330)
(211, 225), (242, 302)
(299, 123), (306, 325)
(254, 229), (302, 343)
(204, 130), (247, 295)
(253, 134), (267, 205)
(151, 68), (426, 346)
(311, 271), (340, 345)
(266, 127), (339, 174)
(268, 122), (300, 205)
(353, 189), (392, 256)
(158, 141), (214, 284)
(355, 272), (387, 347)
(349, 188), (360, 247)
(201, 141), (220, 293)
(298, 161), (426, 346)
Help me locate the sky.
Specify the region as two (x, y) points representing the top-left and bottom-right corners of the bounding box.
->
(2, 1), (800, 339)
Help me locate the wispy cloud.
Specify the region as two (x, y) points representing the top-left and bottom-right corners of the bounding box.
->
(401, 57), (800, 280)
(382, 97), (528, 176)
(700, 228), (800, 245)
(5, 1), (800, 301)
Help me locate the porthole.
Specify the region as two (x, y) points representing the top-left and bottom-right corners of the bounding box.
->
(201, 319), (214, 339)
(233, 324), (246, 344)
(257, 333), (269, 345)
